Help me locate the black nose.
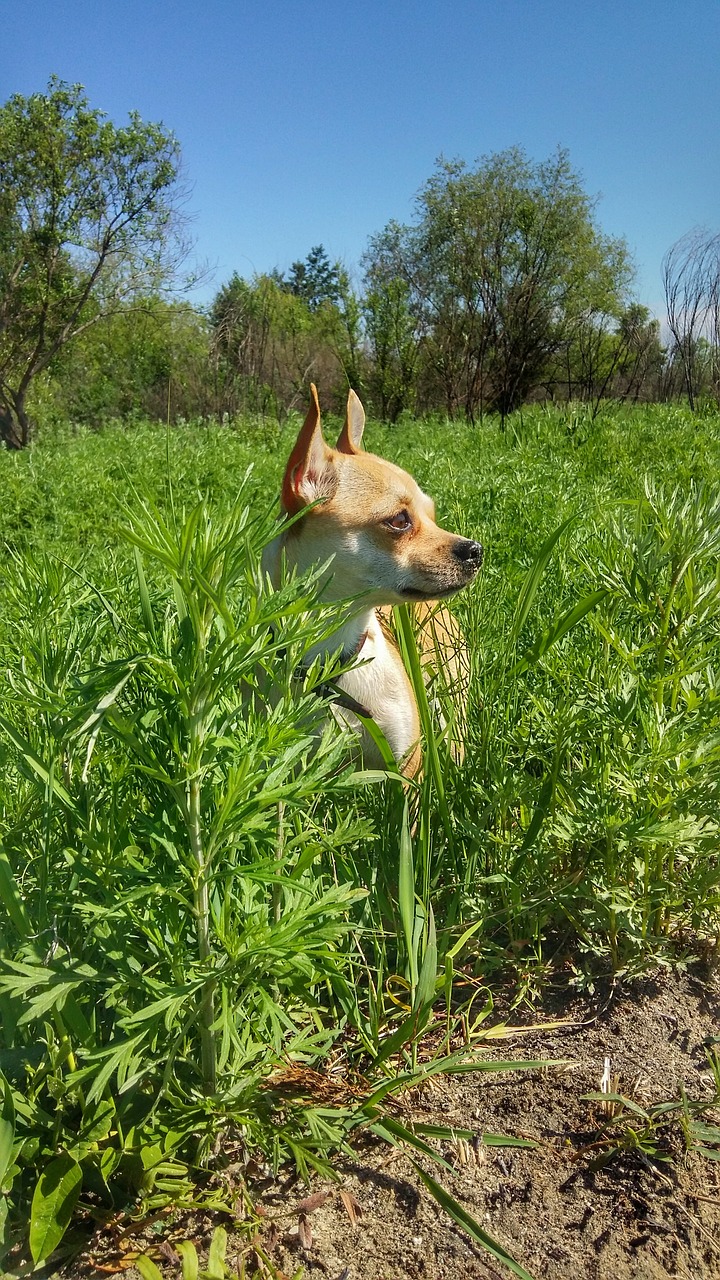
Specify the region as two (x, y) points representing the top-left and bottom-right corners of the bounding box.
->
(453, 538), (483, 567)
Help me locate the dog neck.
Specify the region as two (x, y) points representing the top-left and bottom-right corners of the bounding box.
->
(262, 529), (420, 770)
(262, 532), (371, 661)
(304, 608), (373, 666)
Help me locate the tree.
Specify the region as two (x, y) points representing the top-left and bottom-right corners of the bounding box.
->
(559, 303), (664, 414)
(318, 265), (366, 396)
(613, 304), (665, 404)
(364, 277), (419, 420)
(364, 149), (633, 422)
(48, 300), (211, 424)
(0, 78), (186, 447)
(286, 245), (340, 310)
(662, 228), (720, 409)
(210, 271), (347, 416)
(211, 273), (278, 414)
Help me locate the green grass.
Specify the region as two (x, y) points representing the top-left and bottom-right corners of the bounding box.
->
(0, 401), (719, 1275)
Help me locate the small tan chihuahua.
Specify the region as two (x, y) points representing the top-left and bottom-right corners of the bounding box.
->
(262, 385), (482, 776)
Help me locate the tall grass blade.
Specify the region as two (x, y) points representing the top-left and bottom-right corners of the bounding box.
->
(511, 514), (576, 643)
(395, 604), (452, 836)
(0, 1072), (15, 1192)
(0, 716), (74, 810)
(513, 589), (609, 675)
(133, 545), (157, 641)
(414, 902), (437, 1014)
(0, 851), (30, 936)
(136, 1258), (165, 1280)
(398, 799), (417, 988)
(369, 1114), (456, 1174)
(412, 1162), (537, 1280)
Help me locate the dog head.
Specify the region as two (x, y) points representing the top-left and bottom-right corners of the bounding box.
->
(268, 384), (482, 605)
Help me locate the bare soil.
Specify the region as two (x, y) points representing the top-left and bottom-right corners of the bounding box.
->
(64, 965), (720, 1280)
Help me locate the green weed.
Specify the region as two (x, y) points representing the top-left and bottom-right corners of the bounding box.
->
(0, 403), (719, 1275)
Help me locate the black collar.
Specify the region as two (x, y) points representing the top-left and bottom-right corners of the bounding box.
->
(268, 625), (372, 719)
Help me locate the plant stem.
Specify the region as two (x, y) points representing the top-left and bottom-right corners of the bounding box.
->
(273, 800), (285, 925)
(189, 772), (216, 1094)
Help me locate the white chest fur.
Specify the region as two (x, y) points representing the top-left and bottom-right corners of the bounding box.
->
(332, 613), (420, 768)
(261, 537), (420, 770)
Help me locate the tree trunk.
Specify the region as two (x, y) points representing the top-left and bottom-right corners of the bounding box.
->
(0, 395), (30, 449)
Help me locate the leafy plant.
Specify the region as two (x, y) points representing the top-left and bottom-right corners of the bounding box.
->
(0, 77), (186, 447)
(1, 403), (720, 1277)
(0, 487), (368, 1263)
(579, 1045), (720, 1171)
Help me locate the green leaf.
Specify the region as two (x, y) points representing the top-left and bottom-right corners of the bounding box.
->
(136, 1257), (165, 1280)
(77, 1098), (115, 1145)
(346, 704), (398, 770)
(206, 1226), (228, 1278)
(513, 774), (555, 870)
(398, 800), (417, 987)
(689, 1122), (720, 1144)
(172, 577), (189, 625)
(176, 1240), (200, 1280)
(394, 603), (452, 836)
(99, 1147), (120, 1190)
(30, 1154), (83, 1263)
(369, 1114), (455, 1173)
(0, 849), (29, 936)
(0, 715), (74, 810)
(582, 1091), (650, 1120)
(412, 1123), (536, 1149)
(133, 545), (157, 640)
(412, 1162), (537, 1280)
(514, 589), (608, 675)
(76, 664), (137, 740)
(512, 515), (576, 642)
(429, 1056), (558, 1075)
(0, 1072), (16, 1190)
(371, 1008), (424, 1068)
(413, 903), (437, 1015)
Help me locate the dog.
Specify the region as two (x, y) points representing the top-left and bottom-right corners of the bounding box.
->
(262, 385), (482, 776)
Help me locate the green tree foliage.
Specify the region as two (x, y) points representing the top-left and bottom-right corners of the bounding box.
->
(286, 244), (340, 310)
(333, 265), (366, 393)
(364, 277), (419, 421)
(0, 84), (681, 433)
(560, 303), (665, 412)
(212, 272), (312, 415)
(210, 268), (357, 415)
(364, 148), (634, 420)
(0, 78), (186, 447)
(46, 300), (210, 425)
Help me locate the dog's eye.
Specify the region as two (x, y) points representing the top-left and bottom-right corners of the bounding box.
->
(384, 510), (412, 532)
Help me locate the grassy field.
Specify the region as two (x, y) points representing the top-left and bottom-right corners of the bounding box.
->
(1, 402), (719, 1274)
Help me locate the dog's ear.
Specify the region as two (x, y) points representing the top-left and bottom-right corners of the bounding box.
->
(335, 389), (365, 455)
(281, 384), (338, 514)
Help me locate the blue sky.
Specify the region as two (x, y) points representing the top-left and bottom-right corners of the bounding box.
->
(3, 1), (719, 317)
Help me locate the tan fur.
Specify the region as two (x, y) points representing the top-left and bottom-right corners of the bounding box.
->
(379, 601), (470, 762)
(262, 386), (482, 776)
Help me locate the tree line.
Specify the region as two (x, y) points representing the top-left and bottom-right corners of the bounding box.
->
(1, 80), (718, 447)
